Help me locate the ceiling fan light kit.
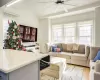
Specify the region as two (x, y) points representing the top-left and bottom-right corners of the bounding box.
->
(55, 0), (64, 4)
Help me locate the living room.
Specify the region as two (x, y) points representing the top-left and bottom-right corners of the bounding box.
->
(0, 0), (100, 80)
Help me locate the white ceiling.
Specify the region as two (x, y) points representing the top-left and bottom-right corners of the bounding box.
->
(3, 0), (100, 17)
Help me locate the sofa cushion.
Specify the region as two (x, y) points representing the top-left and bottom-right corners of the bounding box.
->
(48, 52), (59, 57)
(67, 44), (73, 52)
(71, 53), (87, 60)
(73, 44), (85, 54)
(49, 52), (71, 59)
(95, 60), (100, 72)
(56, 52), (71, 59)
(62, 43), (67, 52)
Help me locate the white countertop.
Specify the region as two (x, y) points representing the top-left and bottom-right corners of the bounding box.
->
(0, 49), (48, 73)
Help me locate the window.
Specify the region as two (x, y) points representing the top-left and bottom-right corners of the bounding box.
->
(52, 25), (63, 42)
(3, 19), (9, 40)
(51, 20), (93, 45)
(64, 23), (75, 43)
(78, 21), (93, 45)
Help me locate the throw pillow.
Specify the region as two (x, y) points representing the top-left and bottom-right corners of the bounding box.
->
(55, 43), (62, 49)
(93, 51), (100, 62)
(54, 48), (62, 52)
(67, 44), (73, 52)
(72, 44), (79, 53)
(73, 44), (79, 51)
(51, 45), (57, 52)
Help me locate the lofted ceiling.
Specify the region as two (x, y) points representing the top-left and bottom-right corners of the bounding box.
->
(3, 0), (100, 17)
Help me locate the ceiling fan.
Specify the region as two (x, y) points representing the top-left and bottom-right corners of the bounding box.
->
(38, 0), (76, 13)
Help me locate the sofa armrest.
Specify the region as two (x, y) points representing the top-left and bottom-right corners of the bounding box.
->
(95, 60), (100, 72)
(90, 47), (100, 60)
(94, 72), (100, 80)
(45, 43), (52, 53)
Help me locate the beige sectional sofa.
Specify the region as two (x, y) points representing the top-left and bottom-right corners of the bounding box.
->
(46, 43), (90, 67)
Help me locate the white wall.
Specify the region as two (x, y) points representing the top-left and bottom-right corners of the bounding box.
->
(16, 10), (39, 28)
(38, 18), (49, 53)
(94, 7), (100, 47)
(0, 9), (3, 49)
(51, 11), (94, 25)
(3, 8), (39, 28)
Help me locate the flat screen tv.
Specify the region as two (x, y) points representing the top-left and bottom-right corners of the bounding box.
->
(19, 25), (37, 42)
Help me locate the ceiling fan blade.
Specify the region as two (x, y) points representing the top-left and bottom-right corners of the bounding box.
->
(54, 5), (58, 13)
(64, 3), (77, 6)
(37, 1), (55, 3)
(64, 0), (71, 2)
(62, 5), (68, 12)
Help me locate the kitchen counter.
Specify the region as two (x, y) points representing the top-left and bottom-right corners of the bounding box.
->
(0, 49), (48, 80)
(0, 49), (48, 73)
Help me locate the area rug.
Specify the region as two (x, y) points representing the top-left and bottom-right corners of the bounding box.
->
(41, 65), (83, 80)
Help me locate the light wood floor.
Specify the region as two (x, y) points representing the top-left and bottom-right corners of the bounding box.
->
(82, 66), (90, 80)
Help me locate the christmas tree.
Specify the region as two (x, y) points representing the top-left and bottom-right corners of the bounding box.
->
(4, 20), (26, 51)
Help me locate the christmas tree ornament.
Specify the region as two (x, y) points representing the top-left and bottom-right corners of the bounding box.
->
(17, 36), (19, 38)
(13, 36), (16, 39)
(14, 45), (16, 47)
(13, 33), (15, 36)
(7, 36), (10, 39)
(17, 42), (18, 44)
(14, 25), (17, 29)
